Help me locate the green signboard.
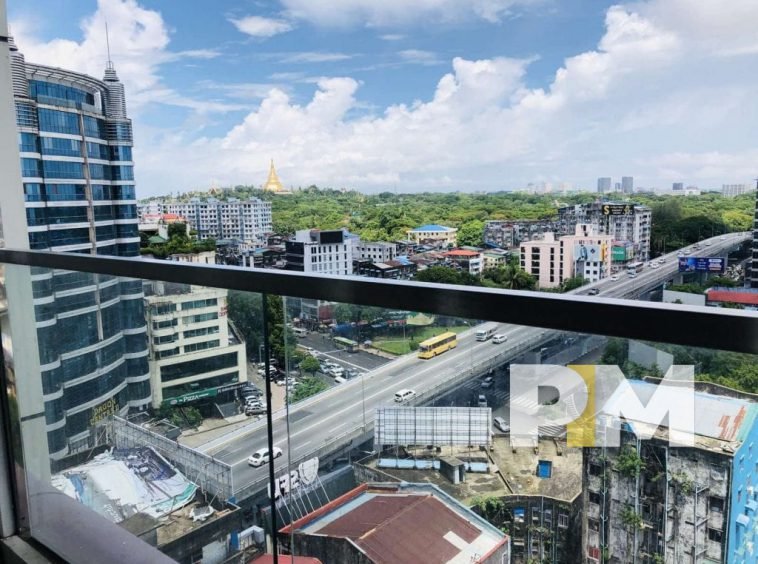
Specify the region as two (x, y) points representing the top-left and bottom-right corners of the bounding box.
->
(612, 246), (628, 261)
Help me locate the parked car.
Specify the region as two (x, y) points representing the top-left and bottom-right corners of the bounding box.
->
(477, 394), (488, 407)
(481, 376), (494, 389)
(248, 447), (283, 467)
(330, 367), (344, 378)
(245, 405), (266, 416)
(492, 334), (507, 344)
(493, 417), (510, 433)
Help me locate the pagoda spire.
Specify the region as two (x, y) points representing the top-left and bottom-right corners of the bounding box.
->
(263, 159), (284, 192)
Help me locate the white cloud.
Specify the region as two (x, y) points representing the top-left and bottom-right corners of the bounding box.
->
(398, 49), (442, 65)
(229, 15), (294, 38)
(279, 51), (354, 63)
(11, 0), (232, 114)
(134, 0), (758, 195)
(379, 34), (405, 41)
(14, 0), (758, 195)
(280, 0), (545, 26)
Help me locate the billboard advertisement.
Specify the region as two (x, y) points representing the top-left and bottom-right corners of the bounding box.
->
(677, 256), (725, 273)
(574, 243), (607, 263)
(602, 204), (634, 216)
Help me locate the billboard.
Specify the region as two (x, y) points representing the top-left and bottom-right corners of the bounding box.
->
(602, 204), (634, 216)
(574, 243), (607, 263)
(678, 256), (725, 273)
(374, 407), (491, 447)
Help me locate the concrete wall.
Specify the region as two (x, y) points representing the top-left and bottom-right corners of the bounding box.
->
(662, 290), (706, 306)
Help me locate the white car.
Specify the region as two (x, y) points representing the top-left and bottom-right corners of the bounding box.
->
(492, 334), (507, 344)
(610, 275), (619, 281)
(248, 446), (283, 467)
(493, 416), (510, 433)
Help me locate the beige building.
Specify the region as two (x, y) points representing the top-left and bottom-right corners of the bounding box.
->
(521, 225), (612, 289)
(406, 224), (458, 246)
(145, 282), (247, 408)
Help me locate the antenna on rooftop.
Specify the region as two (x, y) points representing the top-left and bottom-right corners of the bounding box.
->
(105, 20), (114, 70)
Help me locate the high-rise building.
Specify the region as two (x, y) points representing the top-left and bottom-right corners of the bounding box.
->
(558, 203), (652, 261)
(285, 229), (353, 276)
(621, 176), (634, 194)
(143, 282), (246, 408)
(484, 219), (566, 249)
(155, 197), (272, 247)
(672, 182), (684, 191)
(597, 177), (611, 193)
(11, 38), (150, 458)
(722, 183), (752, 198)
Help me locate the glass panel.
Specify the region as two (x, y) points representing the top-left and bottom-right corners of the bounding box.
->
(0, 256), (756, 563)
(0, 264), (263, 562)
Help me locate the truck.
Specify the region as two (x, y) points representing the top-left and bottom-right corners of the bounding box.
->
(475, 324), (498, 342)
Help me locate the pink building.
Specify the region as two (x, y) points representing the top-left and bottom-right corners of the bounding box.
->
(521, 225), (612, 289)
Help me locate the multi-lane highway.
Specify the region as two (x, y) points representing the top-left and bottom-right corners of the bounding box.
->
(205, 232), (749, 497)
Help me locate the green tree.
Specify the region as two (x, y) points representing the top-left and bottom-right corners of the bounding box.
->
(560, 276), (586, 292)
(300, 355), (321, 375)
(601, 338), (628, 366)
(457, 219), (485, 247)
(290, 377), (328, 402)
(227, 291), (263, 358)
(414, 266), (482, 287)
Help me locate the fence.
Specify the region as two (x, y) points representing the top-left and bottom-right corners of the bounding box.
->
(108, 416), (234, 501)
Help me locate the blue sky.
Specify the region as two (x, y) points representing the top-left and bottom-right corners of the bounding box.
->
(9, 0), (758, 197)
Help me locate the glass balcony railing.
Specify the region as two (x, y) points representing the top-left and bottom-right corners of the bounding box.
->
(0, 248), (756, 564)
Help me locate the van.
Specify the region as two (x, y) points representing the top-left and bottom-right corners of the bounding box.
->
(493, 417), (510, 433)
(394, 389), (417, 403)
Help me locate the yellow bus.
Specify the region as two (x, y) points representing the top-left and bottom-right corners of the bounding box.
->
(418, 332), (458, 359)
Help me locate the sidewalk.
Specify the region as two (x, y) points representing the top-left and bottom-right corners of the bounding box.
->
(178, 414), (254, 449)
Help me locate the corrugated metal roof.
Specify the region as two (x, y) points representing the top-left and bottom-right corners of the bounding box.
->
(707, 288), (758, 306)
(317, 494), (481, 564)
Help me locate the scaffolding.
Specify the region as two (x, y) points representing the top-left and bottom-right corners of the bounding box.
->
(108, 416), (233, 501)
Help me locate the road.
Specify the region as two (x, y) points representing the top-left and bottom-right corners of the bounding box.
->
(205, 232), (749, 497)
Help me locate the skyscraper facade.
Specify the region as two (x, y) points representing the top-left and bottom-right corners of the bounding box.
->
(672, 182), (684, 191)
(11, 39), (150, 458)
(597, 177), (611, 193)
(621, 176), (633, 194)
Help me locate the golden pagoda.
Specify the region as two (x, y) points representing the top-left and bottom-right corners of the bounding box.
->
(263, 159), (289, 193)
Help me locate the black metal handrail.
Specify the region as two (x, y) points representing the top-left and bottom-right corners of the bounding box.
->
(0, 247), (756, 354)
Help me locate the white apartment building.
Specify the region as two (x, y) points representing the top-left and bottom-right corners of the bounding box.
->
(144, 283), (246, 408)
(143, 197), (272, 247)
(722, 184), (753, 198)
(285, 229), (353, 275)
(353, 240), (397, 263)
(521, 225), (612, 289)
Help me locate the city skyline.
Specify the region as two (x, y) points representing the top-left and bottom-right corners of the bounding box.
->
(8, 0), (758, 196)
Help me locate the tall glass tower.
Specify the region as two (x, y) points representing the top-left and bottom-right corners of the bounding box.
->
(10, 38), (151, 459)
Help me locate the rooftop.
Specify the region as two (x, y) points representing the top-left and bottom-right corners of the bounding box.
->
(706, 287), (758, 306)
(285, 483), (506, 564)
(410, 224), (456, 232)
(446, 249), (481, 257)
(601, 380), (758, 451)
